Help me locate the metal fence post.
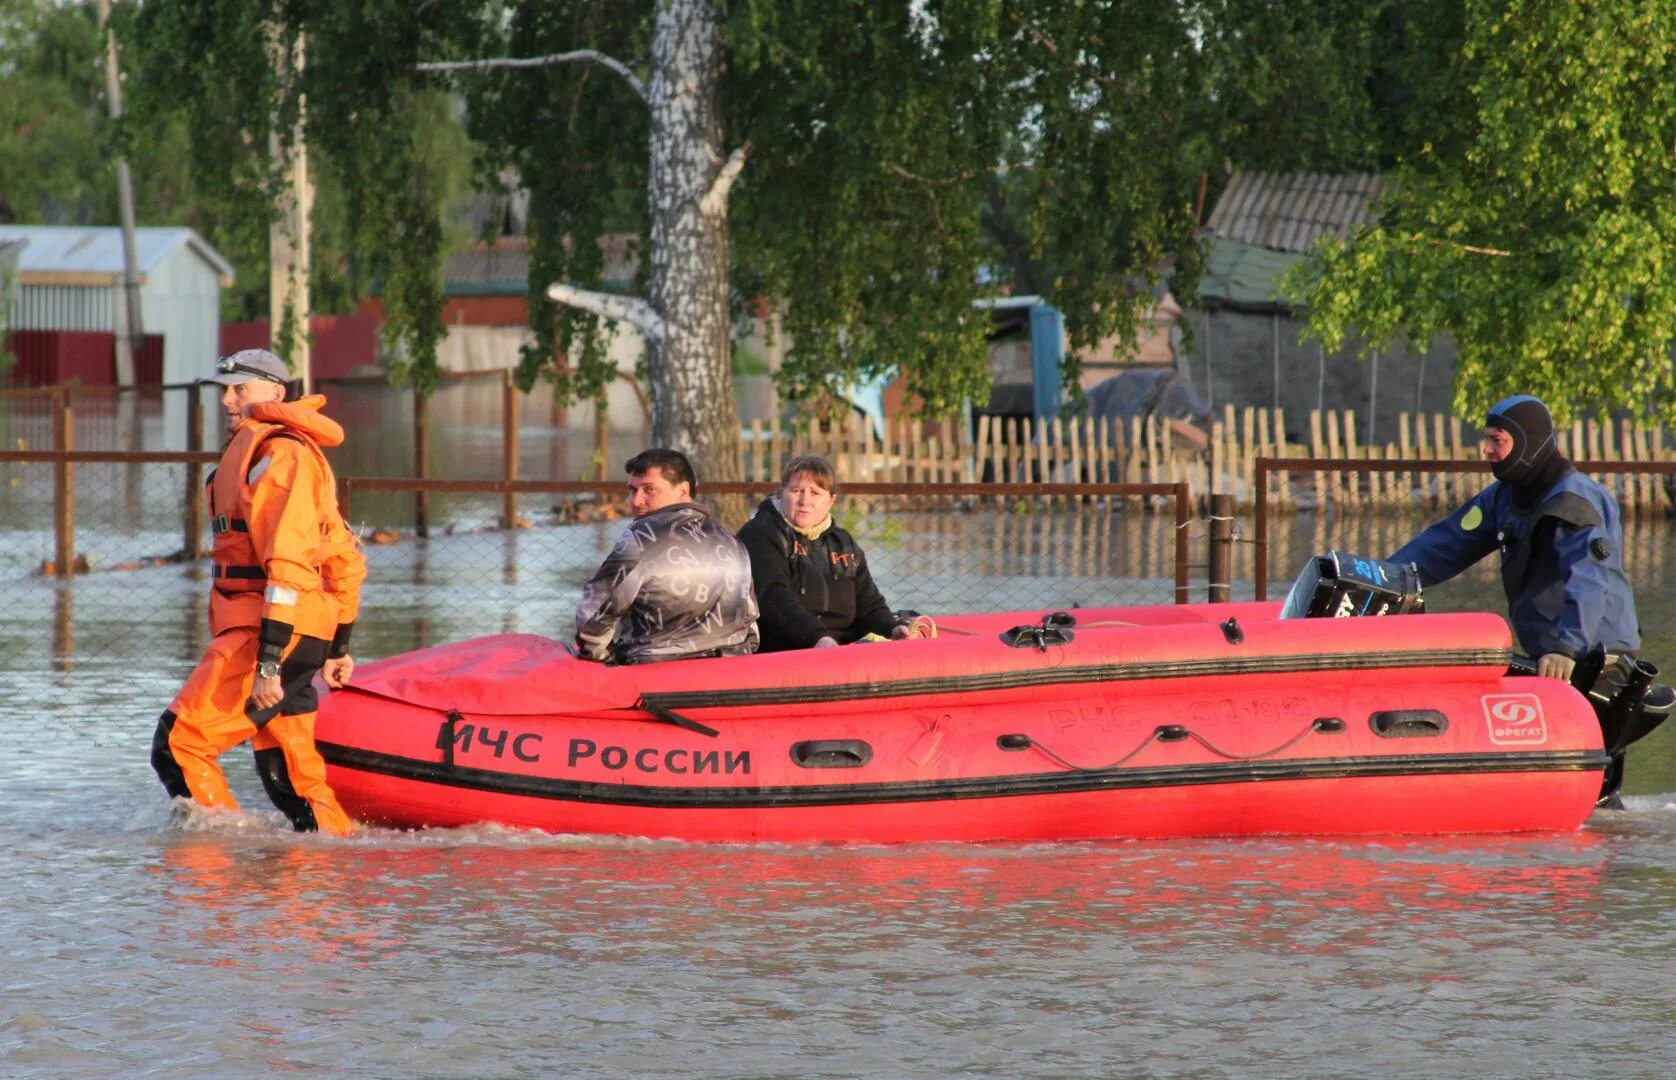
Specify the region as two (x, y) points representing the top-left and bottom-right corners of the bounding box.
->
(1208, 492), (1233, 603)
(501, 369), (519, 528)
(184, 382), (203, 559)
(53, 390), (74, 577)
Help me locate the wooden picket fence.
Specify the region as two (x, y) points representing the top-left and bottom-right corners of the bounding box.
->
(1215, 405), (1675, 514)
(745, 405), (1676, 514)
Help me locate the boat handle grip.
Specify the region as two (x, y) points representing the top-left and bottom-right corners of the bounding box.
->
(1369, 710), (1449, 738)
(790, 740), (874, 769)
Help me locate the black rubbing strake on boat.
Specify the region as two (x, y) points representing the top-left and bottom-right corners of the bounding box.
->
(317, 741), (1610, 809)
(637, 647), (1512, 714)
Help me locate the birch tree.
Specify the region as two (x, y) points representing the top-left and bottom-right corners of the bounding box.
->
(429, 0), (746, 480)
(126, 1), (1219, 483)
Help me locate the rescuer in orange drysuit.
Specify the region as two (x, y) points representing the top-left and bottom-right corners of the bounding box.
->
(151, 349), (367, 835)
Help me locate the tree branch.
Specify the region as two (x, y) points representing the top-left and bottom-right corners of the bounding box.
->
(888, 161), (1027, 186)
(700, 143), (751, 217)
(417, 51), (647, 103)
(547, 283), (666, 343)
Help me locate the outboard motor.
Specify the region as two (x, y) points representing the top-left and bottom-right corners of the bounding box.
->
(1279, 552), (1425, 619)
(1510, 646), (1676, 807)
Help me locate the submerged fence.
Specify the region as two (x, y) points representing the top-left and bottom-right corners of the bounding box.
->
(5, 371), (1675, 680)
(1250, 456), (1676, 602)
(0, 450), (1200, 673)
(9, 378), (1675, 517)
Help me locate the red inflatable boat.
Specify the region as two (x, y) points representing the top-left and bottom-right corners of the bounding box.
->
(314, 600), (1608, 841)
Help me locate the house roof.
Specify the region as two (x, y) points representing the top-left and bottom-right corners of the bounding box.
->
(1204, 172), (1383, 254)
(1198, 239), (1300, 312)
(0, 225), (235, 287)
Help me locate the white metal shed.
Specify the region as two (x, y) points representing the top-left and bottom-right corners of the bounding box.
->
(0, 225), (235, 385)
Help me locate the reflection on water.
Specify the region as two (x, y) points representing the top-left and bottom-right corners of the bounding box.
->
(8, 511), (1676, 1073)
(9, 797), (1676, 1076)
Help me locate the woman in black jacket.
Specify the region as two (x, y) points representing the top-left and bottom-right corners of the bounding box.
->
(736, 454), (911, 652)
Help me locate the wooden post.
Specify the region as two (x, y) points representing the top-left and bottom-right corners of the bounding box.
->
(769, 410), (782, 483)
(984, 416), (1000, 500)
(53, 391), (75, 577)
(184, 382), (204, 559)
(1173, 483), (1192, 603)
(1068, 417), (1084, 500)
(500, 370), (519, 529)
(594, 390), (609, 482)
(1208, 492), (1234, 603)
(414, 389), (430, 537)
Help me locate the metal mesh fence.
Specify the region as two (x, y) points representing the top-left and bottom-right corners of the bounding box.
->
(346, 487), (1192, 659)
(0, 462), (1197, 725)
(16, 441), (1670, 728)
(0, 456), (199, 575)
(1246, 460), (1676, 685)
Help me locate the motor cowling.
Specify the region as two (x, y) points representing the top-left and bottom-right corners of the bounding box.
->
(1279, 552), (1425, 619)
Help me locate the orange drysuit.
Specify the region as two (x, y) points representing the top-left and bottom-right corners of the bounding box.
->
(151, 395), (367, 835)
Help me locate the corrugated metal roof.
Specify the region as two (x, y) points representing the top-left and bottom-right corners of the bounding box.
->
(1204, 172), (1383, 254)
(0, 225), (234, 283)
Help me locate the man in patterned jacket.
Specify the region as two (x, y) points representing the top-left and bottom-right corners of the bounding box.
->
(574, 448), (759, 664)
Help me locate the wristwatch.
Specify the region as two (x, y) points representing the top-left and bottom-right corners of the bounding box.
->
(256, 660), (282, 680)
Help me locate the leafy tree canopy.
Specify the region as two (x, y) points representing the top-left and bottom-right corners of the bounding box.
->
(1286, 0), (1676, 424)
(121, 1), (481, 371)
(124, 1), (1219, 411)
(0, 0), (117, 224)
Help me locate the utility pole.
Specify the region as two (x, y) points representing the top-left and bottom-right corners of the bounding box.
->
(98, 0), (143, 395)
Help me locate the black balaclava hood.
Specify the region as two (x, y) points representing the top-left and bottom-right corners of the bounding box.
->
(1485, 394), (1570, 505)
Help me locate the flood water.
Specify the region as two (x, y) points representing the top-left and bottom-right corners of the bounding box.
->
(7, 522), (1676, 1077)
(7, 392), (1676, 1075)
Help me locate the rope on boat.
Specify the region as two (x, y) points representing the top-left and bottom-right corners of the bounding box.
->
(1023, 716), (1336, 772)
(1179, 720), (1328, 761)
(1024, 729), (1167, 772)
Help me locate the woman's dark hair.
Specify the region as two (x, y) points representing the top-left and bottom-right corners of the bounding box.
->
(780, 453), (837, 493)
(626, 447), (697, 493)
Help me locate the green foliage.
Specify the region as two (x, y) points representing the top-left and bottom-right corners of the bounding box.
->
(121, 1), (482, 379)
(729, 1), (1208, 416)
(1192, 0), (1465, 175)
(0, 1), (107, 223)
(107, 0), (1554, 422)
(116, 1), (1215, 414)
(458, 1), (650, 403)
(730, 343), (767, 376)
(1287, 0), (1676, 424)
